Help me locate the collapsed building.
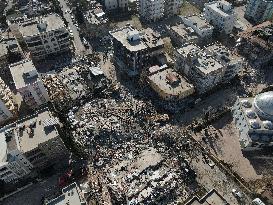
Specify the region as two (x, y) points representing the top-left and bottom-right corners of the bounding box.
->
(110, 25), (164, 76)
(233, 91), (273, 150)
(168, 24), (199, 46)
(237, 21), (273, 67)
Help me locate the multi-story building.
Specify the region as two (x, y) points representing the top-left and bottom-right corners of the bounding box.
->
(168, 24), (199, 46)
(175, 44), (225, 94)
(233, 91), (273, 150)
(110, 25), (164, 76)
(8, 14), (71, 60)
(147, 65), (195, 100)
(164, 0), (183, 17)
(45, 182), (86, 205)
(245, 0), (273, 23)
(204, 0), (235, 34)
(237, 21), (273, 67)
(104, 0), (128, 11)
(181, 15), (214, 40)
(140, 0), (165, 22)
(0, 78), (17, 125)
(83, 7), (109, 38)
(0, 129), (33, 183)
(205, 43), (243, 82)
(0, 109), (68, 183)
(10, 60), (50, 109)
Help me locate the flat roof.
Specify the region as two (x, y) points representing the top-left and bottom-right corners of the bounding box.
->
(148, 67), (194, 97)
(46, 183), (86, 205)
(186, 189), (228, 205)
(10, 60), (39, 89)
(184, 15), (213, 30)
(205, 1), (233, 18)
(176, 44), (201, 57)
(205, 43), (242, 65)
(19, 14), (65, 37)
(170, 24), (198, 41)
(15, 110), (60, 153)
(110, 26), (164, 52)
(195, 53), (223, 75)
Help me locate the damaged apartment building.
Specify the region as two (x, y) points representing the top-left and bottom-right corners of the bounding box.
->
(237, 21), (273, 67)
(8, 13), (71, 61)
(110, 25), (164, 76)
(139, 0), (182, 22)
(168, 14), (215, 47)
(175, 43), (242, 94)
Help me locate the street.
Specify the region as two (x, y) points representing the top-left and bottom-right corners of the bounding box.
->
(58, 0), (86, 56)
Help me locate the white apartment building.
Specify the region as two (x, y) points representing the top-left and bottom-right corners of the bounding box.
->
(0, 129), (33, 183)
(140, 0), (165, 22)
(10, 60), (49, 109)
(245, 0), (273, 23)
(0, 109), (68, 183)
(204, 0), (235, 34)
(181, 15), (214, 39)
(104, 0), (128, 11)
(9, 14), (71, 60)
(164, 0), (183, 17)
(0, 78), (17, 125)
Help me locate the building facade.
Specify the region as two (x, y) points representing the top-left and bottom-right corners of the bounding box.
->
(181, 15), (214, 40)
(8, 14), (71, 60)
(110, 25), (164, 76)
(245, 0), (273, 23)
(204, 0), (235, 34)
(140, 0), (165, 22)
(104, 0), (128, 11)
(233, 91), (273, 150)
(175, 44), (225, 94)
(164, 0), (183, 17)
(10, 60), (49, 109)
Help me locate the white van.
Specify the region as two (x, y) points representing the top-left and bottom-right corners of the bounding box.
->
(252, 198), (265, 205)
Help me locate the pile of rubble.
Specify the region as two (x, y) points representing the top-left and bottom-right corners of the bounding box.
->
(42, 62), (109, 110)
(67, 95), (157, 151)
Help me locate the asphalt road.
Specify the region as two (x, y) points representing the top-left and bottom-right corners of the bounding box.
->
(58, 0), (86, 56)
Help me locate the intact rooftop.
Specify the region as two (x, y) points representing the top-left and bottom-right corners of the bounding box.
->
(15, 109), (60, 153)
(10, 60), (39, 89)
(110, 25), (164, 52)
(183, 15), (213, 30)
(148, 66), (194, 98)
(18, 14), (65, 37)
